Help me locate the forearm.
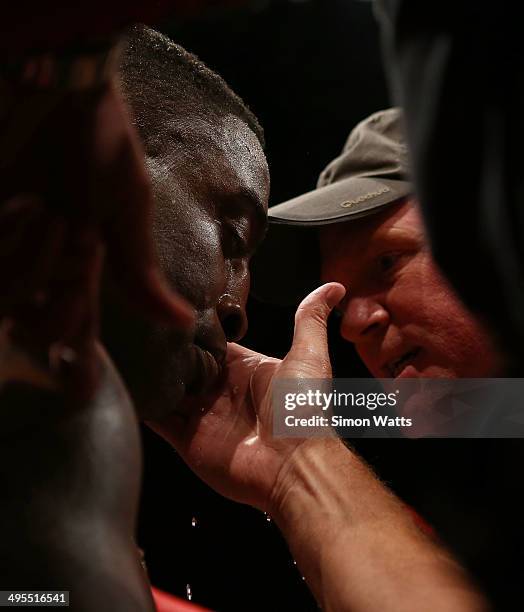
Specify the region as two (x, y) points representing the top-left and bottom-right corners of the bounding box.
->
(270, 439), (489, 612)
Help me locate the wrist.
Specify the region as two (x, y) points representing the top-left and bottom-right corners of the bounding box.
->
(269, 438), (357, 526)
(268, 437), (416, 545)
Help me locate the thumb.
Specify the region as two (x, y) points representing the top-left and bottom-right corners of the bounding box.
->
(284, 283), (346, 377)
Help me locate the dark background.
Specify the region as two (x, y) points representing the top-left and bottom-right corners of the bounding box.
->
(137, 1), (524, 610)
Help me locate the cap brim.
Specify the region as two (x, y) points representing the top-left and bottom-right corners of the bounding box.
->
(251, 177), (411, 306)
(268, 176), (411, 226)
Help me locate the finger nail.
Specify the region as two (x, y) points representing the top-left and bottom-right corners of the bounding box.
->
(325, 284), (346, 308)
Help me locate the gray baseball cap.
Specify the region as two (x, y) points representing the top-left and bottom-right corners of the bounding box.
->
(251, 107), (413, 305)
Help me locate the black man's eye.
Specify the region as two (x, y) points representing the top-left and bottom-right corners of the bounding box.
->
(222, 223), (249, 258)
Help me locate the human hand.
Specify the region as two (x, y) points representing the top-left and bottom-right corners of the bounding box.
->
(149, 282), (346, 512)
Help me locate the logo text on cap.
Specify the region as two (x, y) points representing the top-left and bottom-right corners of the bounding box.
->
(340, 186), (390, 208)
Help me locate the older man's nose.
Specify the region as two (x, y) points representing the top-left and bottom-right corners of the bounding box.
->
(217, 293), (248, 342)
(339, 295), (389, 343)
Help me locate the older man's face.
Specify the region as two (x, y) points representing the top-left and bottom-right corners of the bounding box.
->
(319, 199), (502, 379)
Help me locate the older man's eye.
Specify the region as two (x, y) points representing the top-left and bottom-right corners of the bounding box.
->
(378, 252), (400, 273)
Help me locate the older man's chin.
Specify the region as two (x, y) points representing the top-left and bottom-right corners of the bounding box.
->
(373, 372), (453, 438)
(380, 360), (501, 438)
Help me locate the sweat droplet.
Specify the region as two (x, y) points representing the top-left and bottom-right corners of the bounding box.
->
(191, 517), (197, 528)
(232, 385), (239, 396)
(186, 584), (192, 601)
(264, 512), (271, 523)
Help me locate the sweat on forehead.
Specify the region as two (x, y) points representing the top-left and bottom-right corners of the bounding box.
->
(143, 113), (268, 208)
(117, 24), (264, 150)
